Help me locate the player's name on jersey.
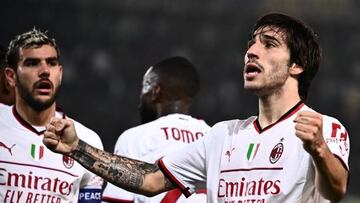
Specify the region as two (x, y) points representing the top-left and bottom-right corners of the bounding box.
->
(161, 127), (205, 143)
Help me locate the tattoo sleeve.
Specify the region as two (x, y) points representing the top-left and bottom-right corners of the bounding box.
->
(69, 139), (175, 195)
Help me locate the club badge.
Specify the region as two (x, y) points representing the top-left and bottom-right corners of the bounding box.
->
(63, 155), (75, 169)
(269, 139), (284, 164)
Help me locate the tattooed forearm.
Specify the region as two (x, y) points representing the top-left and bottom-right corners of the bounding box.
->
(70, 139), (172, 195)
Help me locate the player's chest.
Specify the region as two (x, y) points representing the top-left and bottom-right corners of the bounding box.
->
(213, 126), (310, 201)
(0, 129), (85, 179)
(219, 125), (306, 171)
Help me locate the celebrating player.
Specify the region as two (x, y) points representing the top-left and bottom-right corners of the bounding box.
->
(43, 13), (349, 203)
(0, 29), (104, 203)
(102, 56), (210, 202)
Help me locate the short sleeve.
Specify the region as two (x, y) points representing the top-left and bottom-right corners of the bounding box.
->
(322, 115), (350, 170)
(159, 137), (207, 197)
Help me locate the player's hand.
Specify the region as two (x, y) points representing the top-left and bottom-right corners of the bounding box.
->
(43, 117), (79, 155)
(294, 111), (327, 156)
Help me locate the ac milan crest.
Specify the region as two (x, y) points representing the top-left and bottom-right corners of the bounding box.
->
(269, 142), (284, 164)
(63, 155), (74, 168)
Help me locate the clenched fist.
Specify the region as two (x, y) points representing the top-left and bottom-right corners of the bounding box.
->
(294, 111), (328, 156)
(43, 117), (79, 155)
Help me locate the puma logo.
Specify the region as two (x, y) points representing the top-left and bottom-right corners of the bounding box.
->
(0, 141), (16, 155)
(225, 147), (235, 162)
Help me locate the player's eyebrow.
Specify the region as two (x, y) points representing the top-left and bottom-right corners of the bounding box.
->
(45, 56), (60, 62)
(22, 56), (60, 66)
(259, 33), (281, 45)
(22, 57), (40, 63)
(23, 56), (58, 61)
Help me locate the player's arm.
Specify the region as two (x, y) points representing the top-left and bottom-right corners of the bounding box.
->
(102, 134), (137, 202)
(77, 129), (104, 203)
(43, 117), (175, 196)
(294, 111), (348, 202)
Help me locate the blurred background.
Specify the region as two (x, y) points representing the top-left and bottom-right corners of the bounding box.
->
(1, 0), (359, 201)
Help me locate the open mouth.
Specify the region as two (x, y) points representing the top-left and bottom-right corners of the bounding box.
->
(244, 63), (262, 78)
(35, 80), (53, 94)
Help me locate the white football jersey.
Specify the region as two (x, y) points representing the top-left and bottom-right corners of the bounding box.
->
(102, 114), (210, 203)
(0, 105), (104, 203)
(0, 103), (9, 108)
(160, 102), (350, 203)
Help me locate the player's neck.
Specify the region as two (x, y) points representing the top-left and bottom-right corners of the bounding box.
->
(257, 85), (301, 128)
(0, 90), (14, 106)
(15, 100), (57, 126)
(157, 100), (191, 117)
(0, 97), (13, 106)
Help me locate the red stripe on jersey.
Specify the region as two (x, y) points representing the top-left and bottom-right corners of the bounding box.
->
(158, 159), (192, 197)
(101, 196), (134, 203)
(12, 106), (67, 135)
(253, 101), (304, 134)
(220, 167), (283, 174)
(160, 189), (182, 203)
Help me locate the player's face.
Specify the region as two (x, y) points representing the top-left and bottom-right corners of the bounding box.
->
(244, 26), (292, 97)
(139, 67), (158, 124)
(15, 44), (62, 111)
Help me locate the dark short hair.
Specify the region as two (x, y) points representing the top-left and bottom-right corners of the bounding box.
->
(251, 13), (321, 100)
(0, 45), (6, 69)
(6, 28), (60, 70)
(152, 56), (200, 99)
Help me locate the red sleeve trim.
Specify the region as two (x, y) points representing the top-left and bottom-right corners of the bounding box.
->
(102, 196), (134, 203)
(158, 159), (192, 197)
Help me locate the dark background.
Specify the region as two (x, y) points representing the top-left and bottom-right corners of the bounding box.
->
(1, 0), (359, 201)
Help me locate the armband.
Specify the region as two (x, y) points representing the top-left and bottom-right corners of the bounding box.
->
(78, 188), (102, 203)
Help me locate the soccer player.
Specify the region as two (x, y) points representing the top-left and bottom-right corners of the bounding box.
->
(102, 56), (210, 202)
(0, 45), (15, 106)
(43, 13), (350, 203)
(0, 29), (104, 203)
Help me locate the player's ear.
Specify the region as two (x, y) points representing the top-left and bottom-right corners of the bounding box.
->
(289, 63), (304, 76)
(4, 67), (16, 87)
(151, 85), (161, 101)
(59, 65), (63, 85)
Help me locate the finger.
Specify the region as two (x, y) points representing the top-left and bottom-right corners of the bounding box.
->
(52, 119), (67, 133)
(296, 111), (322, 120)
(295, 129), (310, 139)
(43, 130), (58, 140)
(42, 137), (59, 151)
(294, 115), (312, 124)
(294, 128), (316, 142)
(43, 130), (60, 147)
(42, 135), (59, 146)
(294, 114), (322, 128)
(63, 119), (74, 129)
(49, 117), (61, 125)
(45, 122), (56, 133)
(295, 123), (310, 137)
(295, 123), (318, 139)
(295, 122), (318, 133)
(294, 122), (310, 133)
